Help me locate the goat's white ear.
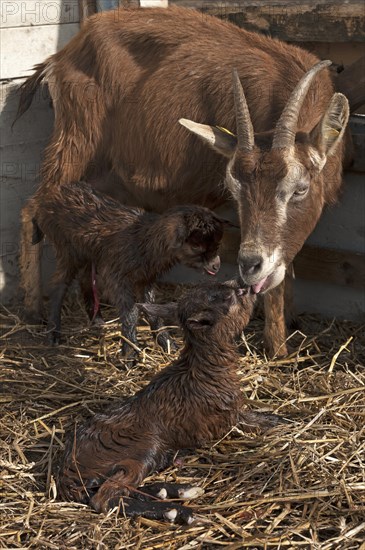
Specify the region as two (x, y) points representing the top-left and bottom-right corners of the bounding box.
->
(138, 302), (179, 324)
(310, 93), (350, 158)
(179, 118), (237, 157)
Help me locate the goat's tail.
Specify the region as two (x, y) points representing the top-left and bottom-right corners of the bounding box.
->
(13, 61), (49, 127)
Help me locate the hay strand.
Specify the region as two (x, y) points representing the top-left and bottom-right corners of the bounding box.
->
(1, 290), (364, 549)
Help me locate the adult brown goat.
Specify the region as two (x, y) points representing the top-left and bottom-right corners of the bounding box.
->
(57, 280), (282, 523)
(32, 181), (224, 357)
(17, 6), (349, 356)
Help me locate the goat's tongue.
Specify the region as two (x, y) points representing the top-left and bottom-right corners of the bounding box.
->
(251, 277), (268, 294)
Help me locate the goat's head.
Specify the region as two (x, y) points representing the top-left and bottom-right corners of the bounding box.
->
(139, 280), (255, 341)
(166, 205), (225, 275)
(179, 61), (349, 294)
(179, 280), (255, 340)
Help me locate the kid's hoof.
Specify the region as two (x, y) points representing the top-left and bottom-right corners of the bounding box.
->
(92, 493), (195, 524)
(137, 482), (204, 501)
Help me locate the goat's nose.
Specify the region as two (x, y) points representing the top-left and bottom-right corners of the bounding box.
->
(238, 253), (263, 276)
(206, 256), (221, 275)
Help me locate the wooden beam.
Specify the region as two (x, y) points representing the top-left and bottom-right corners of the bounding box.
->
(169, 1), (365, 42)
(219, 231), (365, 290)
(294, 245), (365, 290)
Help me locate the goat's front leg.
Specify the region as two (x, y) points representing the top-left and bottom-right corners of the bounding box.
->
(47, 277), (72, 345)
(20, 200), (43, 322)
(143, 286), (178, 354)
(263, 280), (287, 357)
(78, 264), (104, 326)
(47, 263), (77, 345)
(115, 286), (140, 360)
(90, 459), (146, 513)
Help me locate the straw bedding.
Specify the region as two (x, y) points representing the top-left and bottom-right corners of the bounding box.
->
(1, 287), (364, 549)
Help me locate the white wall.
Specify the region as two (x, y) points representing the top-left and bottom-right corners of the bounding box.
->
(0, 1), (81, 299)
(0, 0), (80, 79)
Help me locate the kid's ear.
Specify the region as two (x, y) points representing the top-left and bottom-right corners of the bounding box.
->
(138, 302), (179, 324)
(186, 310), (216, 330)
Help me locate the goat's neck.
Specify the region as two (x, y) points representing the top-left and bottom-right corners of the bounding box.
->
(181, 336), (239, 373)
(139, 337), (241, 412)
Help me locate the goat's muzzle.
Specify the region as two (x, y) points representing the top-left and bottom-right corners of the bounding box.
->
(204, 255), (221, 276)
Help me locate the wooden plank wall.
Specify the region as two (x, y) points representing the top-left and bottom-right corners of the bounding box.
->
(169, 0), (365, 42)
(1, 0), (80, 79)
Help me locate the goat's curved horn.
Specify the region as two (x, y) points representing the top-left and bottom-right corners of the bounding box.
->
(272, 60), (332, 149)
(232, 69), (254, 151)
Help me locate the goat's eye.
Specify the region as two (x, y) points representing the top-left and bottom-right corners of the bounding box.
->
(292, 184), (309, 200)
(190, 244), (203, 252)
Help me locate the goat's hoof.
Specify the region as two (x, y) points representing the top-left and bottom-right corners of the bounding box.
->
(264, 341), (288, 359)
(91, 488), (196, 524)
(138, 482), (204, 501)
(120, 496), (195, 524)
(93, 317), (105, 327)
(163, 506), (195, 524)
(178, 486), (205, 500)
(47, 332), (61, 346)
(23, 310), (44, 325)
(89, 494), (107, 514)
(119, 349), (140, 368)
(91, 314), (105, 327)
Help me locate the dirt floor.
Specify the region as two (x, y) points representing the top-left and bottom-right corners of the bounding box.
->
(1, 289), (364, 549)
